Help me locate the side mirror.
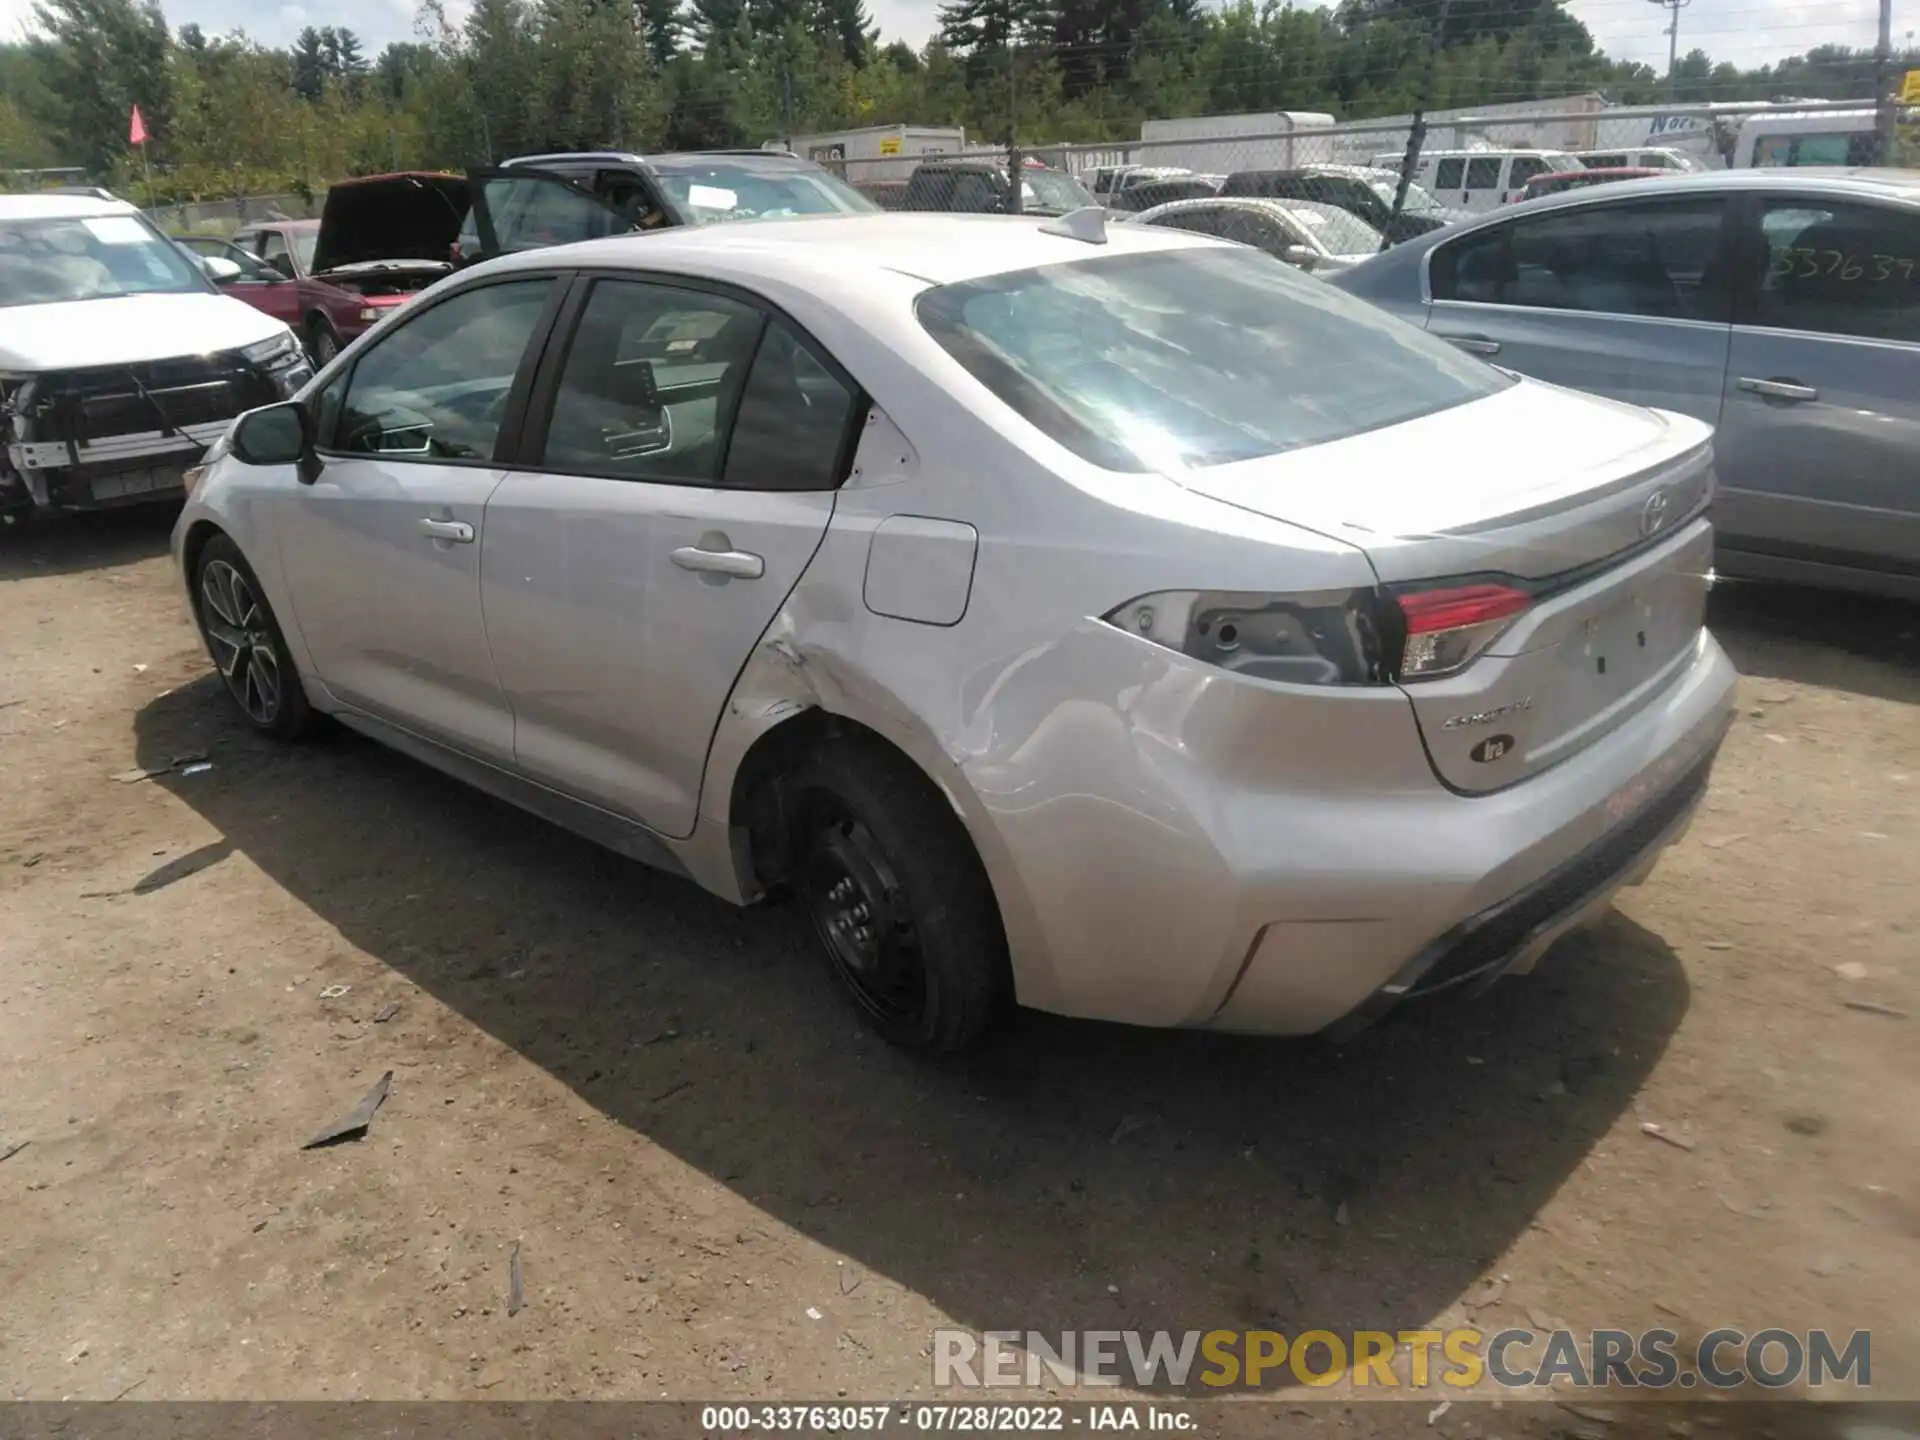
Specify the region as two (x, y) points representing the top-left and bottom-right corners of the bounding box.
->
(1282, 244), (1320, 272)
(230, 402), (315, 481)
(200, 255), (242, 283)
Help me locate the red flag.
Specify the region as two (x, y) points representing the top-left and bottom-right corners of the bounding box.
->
(128, 104), (148, 146)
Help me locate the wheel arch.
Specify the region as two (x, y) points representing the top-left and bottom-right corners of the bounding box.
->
(702, 652), (1057, 1011)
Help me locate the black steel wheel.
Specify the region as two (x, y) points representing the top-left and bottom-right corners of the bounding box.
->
(193, 534), (312, 738)
(789, 738), (1010, 1054)
(307, 320), (340, 367)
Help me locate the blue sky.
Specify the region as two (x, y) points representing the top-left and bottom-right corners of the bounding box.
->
(0, 0), (1900, 81)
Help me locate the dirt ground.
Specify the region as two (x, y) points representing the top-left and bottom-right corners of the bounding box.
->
(2, 507), (1917, 1418)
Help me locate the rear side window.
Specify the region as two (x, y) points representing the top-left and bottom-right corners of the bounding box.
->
(1464, 158), (1502, 190)
(1433, 199), (1726, 321)
(916, 247), (1509, 473)
(723, 320), (862, 490)
(1750, 199), (1920, 342)
(539, 278), (763, 483)
(1435, 158), (1464, 189)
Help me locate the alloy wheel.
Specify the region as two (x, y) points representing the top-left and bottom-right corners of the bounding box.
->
(198, 559), (283, 726)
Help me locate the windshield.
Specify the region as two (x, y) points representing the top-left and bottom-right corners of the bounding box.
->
(1272, 201), (1381, 256)
(652, 158), (878, 224)
(0, 213), (209, 308)
(917, 247), (1507, 472)
(1021, 168), (1095, 215)
(1365, 177), (1446, 214)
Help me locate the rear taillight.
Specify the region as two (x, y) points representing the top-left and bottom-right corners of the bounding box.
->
(1104, 588), (1391, 686)
(1392, 582), (1531, 681)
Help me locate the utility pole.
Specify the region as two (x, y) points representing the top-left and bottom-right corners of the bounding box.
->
(1873, 0), (1895, 164)
(1386, 0), (1451, 251)
(1646, 0), (1693, 101)
(1006, 35), (1022, 215)
(781, 67), (795, 155)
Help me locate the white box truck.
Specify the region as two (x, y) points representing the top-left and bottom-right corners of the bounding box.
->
(1134, 111), (1336, 175)
(768, 125), (967, 183)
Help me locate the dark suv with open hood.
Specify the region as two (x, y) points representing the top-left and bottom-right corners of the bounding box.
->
(452, 149), (878, 260)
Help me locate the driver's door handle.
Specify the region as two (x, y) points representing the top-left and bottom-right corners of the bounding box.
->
(1737, 376), (1819, 403)
(417, 517), (475, 544)
(1440, 333), (1502, 355)
(671, 545), (764, 579)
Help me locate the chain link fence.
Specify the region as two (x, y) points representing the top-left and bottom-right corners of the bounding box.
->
(812, 98), (1907, 233)
(144, 193), (319, 235)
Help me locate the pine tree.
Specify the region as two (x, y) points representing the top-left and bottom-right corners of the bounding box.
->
(291, 27), (327, 99)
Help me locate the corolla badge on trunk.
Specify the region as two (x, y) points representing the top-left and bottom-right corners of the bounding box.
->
(1641, 488), (1670, 538)
(1440, 696), (1534, 730)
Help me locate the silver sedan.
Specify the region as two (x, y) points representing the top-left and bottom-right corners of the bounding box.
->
(1129, 195), (1384, 274)
(1330, 167), (1920, 600)
(174, 209), (1734, 1053)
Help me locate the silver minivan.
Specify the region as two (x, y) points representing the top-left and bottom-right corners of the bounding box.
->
(1331, 169), (1920, 600)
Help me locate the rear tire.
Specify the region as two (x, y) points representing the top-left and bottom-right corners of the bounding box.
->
(789, 738), (1010, 1054)
(192, 534), (314, 740)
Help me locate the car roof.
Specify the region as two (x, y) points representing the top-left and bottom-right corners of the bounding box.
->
(1531, 167), (1664, 181)
(1493, 165), (1920, 215)
(236, 218), (320, 233)
(478, 211), (1216, 288)
(506, 149), (818, 169)
(0, 193), (142, 220)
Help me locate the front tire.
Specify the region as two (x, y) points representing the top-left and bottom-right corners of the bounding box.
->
(789, 738), (1010, 1054)
(306, 319), (340, 367)
(193, 534), (313, 739)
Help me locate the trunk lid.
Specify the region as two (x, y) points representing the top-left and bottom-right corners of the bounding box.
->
(1170, 379), (1716, 792)
(311, 173), (471, 275)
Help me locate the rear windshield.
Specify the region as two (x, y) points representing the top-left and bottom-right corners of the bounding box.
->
(916, 247), (1509, 472)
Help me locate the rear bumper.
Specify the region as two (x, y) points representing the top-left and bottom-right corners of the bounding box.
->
(974, 624), (1738, 1036)
(1322, 740), (1717, 1039)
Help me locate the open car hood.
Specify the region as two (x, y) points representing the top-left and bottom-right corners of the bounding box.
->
(312, 173), (470, 274)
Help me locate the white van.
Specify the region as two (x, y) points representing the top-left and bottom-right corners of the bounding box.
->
(1368, 148), (1583, 212)
(1566, 146), (1703, 172)
(1731, 109), (1881, 168)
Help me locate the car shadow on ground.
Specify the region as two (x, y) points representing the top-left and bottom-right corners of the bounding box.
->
(1709, 580), (1918, 704)
(0, 504), (179, 581)
(136, 675), (1690, 1387)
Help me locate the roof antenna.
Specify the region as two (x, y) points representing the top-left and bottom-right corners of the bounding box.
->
(1038, 206), (1108, 245)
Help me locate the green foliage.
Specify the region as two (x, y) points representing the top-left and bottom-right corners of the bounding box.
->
(0, 0), (1908, 201)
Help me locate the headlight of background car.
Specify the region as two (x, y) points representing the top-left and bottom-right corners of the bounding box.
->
(243, 329), (314, 397)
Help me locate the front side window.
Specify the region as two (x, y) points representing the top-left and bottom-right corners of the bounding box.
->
(1508, 157), (1551, 188)
(480, 175), (632, 254)
(1753, 131), (1876, 168)
(1751, 199), (1920, 342)
(332, 278), (552, 460)
(1432, 199), (1726, 321)
(917, 247), (1509, 473)
(259, 231), (294, 278)
(0, 213), (209, 307)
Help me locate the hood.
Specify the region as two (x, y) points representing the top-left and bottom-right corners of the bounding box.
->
(312, 173), (470, 274)
(1163, 378), (1713, 583)
(0, 292), (286, 373)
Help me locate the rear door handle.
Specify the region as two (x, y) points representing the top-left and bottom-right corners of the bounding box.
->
(417, 517), (475, 543)
(1441, 333), (1502, 355)
(1737, 376), (1818, 403)
(671, 545), (764, 580)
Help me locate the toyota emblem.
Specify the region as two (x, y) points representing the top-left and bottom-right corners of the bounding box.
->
(1640, 488), (1670, 538)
